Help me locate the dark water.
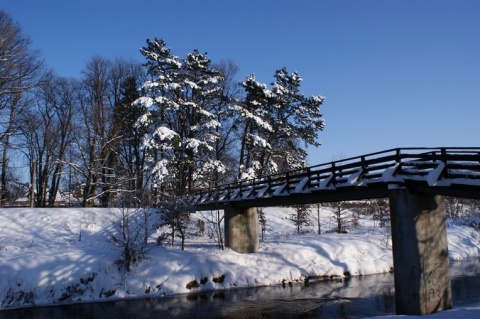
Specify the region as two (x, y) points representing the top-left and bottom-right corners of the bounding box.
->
(1, 259), (479, 319)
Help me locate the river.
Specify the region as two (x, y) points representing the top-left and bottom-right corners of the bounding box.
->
(1, 258), (479, 319)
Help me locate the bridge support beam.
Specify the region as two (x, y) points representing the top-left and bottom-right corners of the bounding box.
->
(224, 206), (259, 253)
(388, 188), (452, 315)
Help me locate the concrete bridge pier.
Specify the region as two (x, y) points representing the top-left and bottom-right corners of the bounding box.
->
(388, 188), (452, 315)
(224, 206), (260, 253)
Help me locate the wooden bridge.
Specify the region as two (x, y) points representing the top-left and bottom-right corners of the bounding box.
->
(194, 147), (480, 209)
(192, 147), (480, 316)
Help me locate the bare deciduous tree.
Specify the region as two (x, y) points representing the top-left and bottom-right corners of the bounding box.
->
(0, 10), (43, 206)
(313, 202), (322, 235)
(200, 209), (225, 249)
(73, 57), (145, 207)
(77, 56), (113, 207)
(20, 74), (78, 207)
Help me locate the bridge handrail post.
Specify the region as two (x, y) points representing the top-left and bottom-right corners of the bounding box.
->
(361, 156), (366, 170)
(395, 148), (402, 163)
(393, 148), (404, 175)
(238, 180), (243, 196)
(440, 147), (447, 162)
(268, 175), (272, 195)
(286, 171), (290, 191)
(306, 167), (312, 189)
(331, 162), (336, 186)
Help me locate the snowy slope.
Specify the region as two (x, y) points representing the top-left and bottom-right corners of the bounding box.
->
(0, 206), (479, 311)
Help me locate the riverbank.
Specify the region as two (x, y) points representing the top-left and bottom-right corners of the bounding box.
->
(1, 207), (479, 309)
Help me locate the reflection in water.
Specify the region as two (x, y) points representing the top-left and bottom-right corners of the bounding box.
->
(1, 259), (479, 319)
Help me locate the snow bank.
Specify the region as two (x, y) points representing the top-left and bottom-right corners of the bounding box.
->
(0, 207), (478, 310)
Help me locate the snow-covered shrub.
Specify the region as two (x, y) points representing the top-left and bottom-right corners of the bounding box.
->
(58, 273), (97, 302)
(2, 289), (37, 308)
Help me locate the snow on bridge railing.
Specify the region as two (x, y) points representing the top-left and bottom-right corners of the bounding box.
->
(192, 147), (480, 207)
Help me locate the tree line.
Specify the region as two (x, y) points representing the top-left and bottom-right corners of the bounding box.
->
(0, 11), (325, 207)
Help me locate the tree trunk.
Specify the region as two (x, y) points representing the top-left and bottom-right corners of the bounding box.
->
(317, 204), (321, 235)
(1, 135), (9, 207)
(217, 210), (224, 250)
(180, 231), (185, 251)
(297, 211), (300, 234)
(48, 164), (63, 207)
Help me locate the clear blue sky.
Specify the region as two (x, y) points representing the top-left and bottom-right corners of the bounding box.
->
(2, 0), (479, 164)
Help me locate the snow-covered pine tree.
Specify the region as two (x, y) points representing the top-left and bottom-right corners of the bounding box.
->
(135, 38), (225, 194)
(268, 68), (325, 172)
(235, 68), (325, 180)
(235, 74), (274, 180)
(179, 49), (225, 191)
(194, 60), (240, 188)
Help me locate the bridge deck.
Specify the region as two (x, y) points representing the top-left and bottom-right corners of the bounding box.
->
(193, 147), (480, 210)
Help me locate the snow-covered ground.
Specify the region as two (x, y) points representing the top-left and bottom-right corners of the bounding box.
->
(0, 206), (479, 318)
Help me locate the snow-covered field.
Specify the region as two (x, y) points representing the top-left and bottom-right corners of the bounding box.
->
(0, 206), (479, 318)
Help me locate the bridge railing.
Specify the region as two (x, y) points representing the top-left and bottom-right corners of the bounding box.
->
(193, 147), (480, 206)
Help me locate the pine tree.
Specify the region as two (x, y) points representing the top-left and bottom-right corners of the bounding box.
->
(158, 193), (194, 250)
(290, 204), (311, 234)
(333, 202), (348, 233)
(235, 68), (325, 179)
(135, 38), (225, 194)
(235, 74), (274, 180)
(258, 207), (267, 241)
(114, 76), (147, 205)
